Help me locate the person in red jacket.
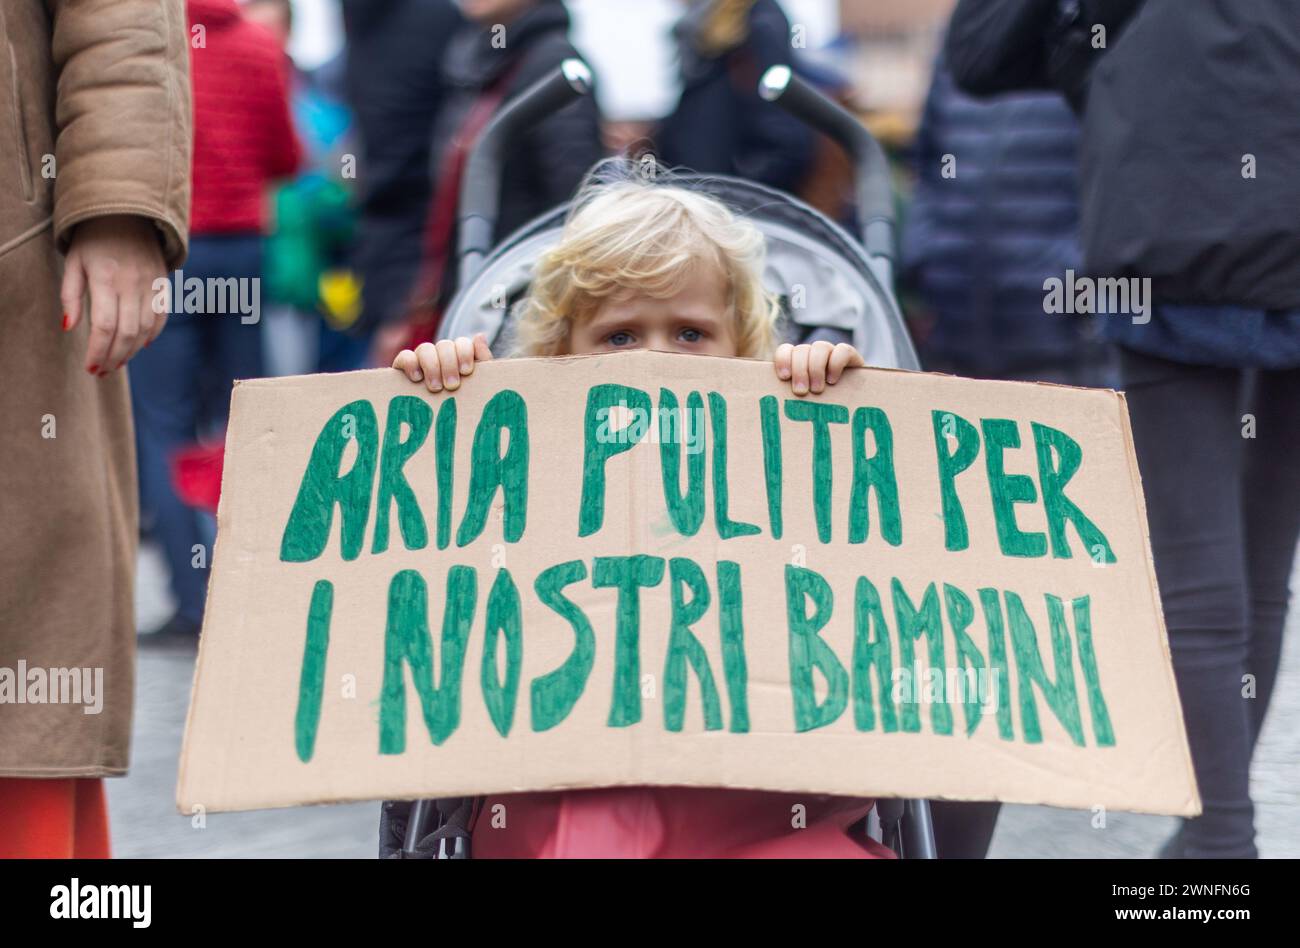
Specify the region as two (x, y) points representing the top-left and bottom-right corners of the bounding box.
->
(133, 0), (301, 647)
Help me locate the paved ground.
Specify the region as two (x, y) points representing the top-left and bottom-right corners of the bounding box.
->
(110, 543), (1299, 858)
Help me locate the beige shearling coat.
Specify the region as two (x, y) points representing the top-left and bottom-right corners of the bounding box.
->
(0, 0), (190, 776)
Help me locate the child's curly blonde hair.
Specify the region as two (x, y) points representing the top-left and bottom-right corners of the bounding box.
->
(513, 166), (780, 358)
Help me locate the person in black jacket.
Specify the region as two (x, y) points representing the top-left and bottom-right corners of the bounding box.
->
(379, 0), (605, 350)
(655, 0), (814, 192)
(433, 0), (604, 244)
(947, 0), (1300, 859)
(342, 0), (464, 334)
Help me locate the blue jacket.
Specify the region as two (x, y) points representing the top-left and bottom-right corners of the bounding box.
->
(903, 64), (1091, 376)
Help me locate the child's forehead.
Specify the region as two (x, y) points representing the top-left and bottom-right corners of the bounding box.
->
(608, 263), (729, 301)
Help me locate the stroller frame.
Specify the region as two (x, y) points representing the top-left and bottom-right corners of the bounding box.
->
(394, 59), (936, 860)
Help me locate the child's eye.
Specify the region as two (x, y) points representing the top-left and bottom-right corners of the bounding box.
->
(678, 327), (705, 343)
(607, 331), (635, 347)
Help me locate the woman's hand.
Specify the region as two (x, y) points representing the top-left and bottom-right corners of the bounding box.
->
(774, 341), (865, 396)
(61, 215), (169, 375)
(393, 334), (493, 393)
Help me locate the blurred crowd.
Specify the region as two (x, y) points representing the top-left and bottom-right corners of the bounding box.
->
(144, 0), (1105, 640)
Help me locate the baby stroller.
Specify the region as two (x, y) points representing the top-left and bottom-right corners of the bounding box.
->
(381, 60), (935, 859)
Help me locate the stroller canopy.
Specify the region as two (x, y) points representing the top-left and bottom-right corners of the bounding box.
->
(441, 174), (919, 371)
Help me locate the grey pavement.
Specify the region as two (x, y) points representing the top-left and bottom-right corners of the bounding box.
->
(110, 542), (1299, 858)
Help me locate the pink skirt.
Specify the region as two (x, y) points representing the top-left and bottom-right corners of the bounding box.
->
(472, 787), (895, 859)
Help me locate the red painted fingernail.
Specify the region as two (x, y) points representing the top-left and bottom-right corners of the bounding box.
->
(88, 364), (99, 374)
(62, 313), (71, 331)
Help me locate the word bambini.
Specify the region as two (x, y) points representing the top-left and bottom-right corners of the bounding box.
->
(0, 661), (103, 714)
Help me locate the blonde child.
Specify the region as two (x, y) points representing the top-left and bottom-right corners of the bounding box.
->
(392, 175), (888, 858)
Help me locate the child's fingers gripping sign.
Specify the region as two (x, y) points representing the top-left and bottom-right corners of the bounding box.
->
(823, 341), (866, 385)
(393, 333), (493, 393)
(774, 341), (865, 396)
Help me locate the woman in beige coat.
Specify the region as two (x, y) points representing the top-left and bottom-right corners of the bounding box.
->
(0, 0), (190, 856)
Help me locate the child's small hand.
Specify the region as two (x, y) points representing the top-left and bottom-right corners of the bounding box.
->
(393, 334), (493, 393)
(774, 342), (865, 396)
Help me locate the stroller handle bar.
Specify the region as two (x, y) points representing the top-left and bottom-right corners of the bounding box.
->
(456, 59), (898, 287)
(457, 58), (594, 289)
(758, 65), (896, 263)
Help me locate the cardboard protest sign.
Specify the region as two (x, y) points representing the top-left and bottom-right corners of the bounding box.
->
(178, 351), (1199, 816)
